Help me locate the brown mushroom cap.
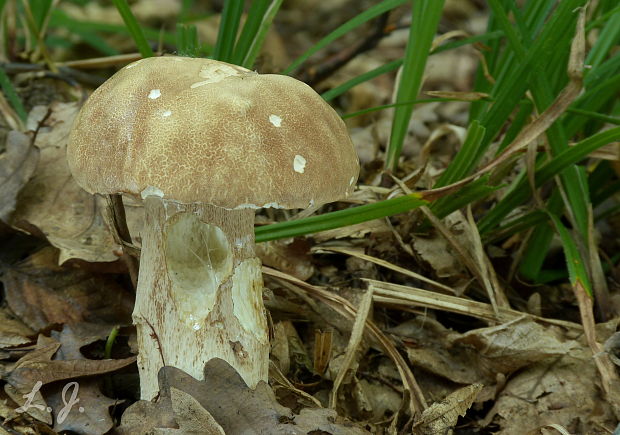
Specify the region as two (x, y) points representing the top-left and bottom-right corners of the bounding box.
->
(67, 56), (359, 209)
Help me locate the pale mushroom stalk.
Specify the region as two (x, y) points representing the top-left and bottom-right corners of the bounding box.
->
(66, 56), (359, 400)
(135, 197), (267, 399)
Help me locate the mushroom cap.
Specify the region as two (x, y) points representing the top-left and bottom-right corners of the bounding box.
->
(67, 56), (359, 209)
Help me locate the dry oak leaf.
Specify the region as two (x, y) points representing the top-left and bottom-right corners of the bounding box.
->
(45, 323), (130, 434)
(482, 346), (616, 434)
(10, 103), (121, 263)
(2, 247), (133, 331)
(46, 378), (119, 435)
(0, 308), (35, 349)
(0, 130), (39, 222)
(119, 358), (368, 434)
(3, 334), (135, 425)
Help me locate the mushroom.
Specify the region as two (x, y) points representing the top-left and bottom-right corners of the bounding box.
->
(66, 56), (359, 399)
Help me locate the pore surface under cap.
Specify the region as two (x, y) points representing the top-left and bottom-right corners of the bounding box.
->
(67, 56), (359, 209)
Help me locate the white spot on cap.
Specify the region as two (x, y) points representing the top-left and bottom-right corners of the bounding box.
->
(148, 89), (161, 99)
(293, 155), (306, 174)
(269, 114), (282, 127)
(141, 186), (164, 199)
(350, 176), (355, 185)
(192, 323), (201, 331)
(162, 110), (172, 117)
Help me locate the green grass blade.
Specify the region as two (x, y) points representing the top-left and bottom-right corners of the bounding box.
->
(566, 107), (620, 125)
(483, 210), (547, 244)
(322, 58), (403, 102)
(518, 191), (563, 281)
(321, 31), (504, 103)
(282, 0), (408, 75)
(65, 30), (119, 56)
(548, 212), (593, 296)
(385, 0), (445, 171)
(212, 0), (244, 62)
(341, 97), (473, 120)
(585, 6), (620, 71)
(431, 176), (501, 220)
(0, 66), (27, 122)
(478, 126), (620, 234)
(254, 193), (428, 243)
(241, 0), (283, 68)
(434, 120), (485, 188)
(50, 10), (178, 47)
(112, 0), (153, 57)
(176, 23), (203, 57)
(231, 0), (269, 65)
(468, 0), (585, 172)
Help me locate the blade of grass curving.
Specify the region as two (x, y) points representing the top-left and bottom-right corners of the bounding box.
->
(548, 212), (593, 297)
(230, 0), (269, 65)
(585, 6), (620, 71)
(464, 0), (585, 177)
(50, 10), (178, 47)
(241, 0), (283, 68)
(0, 66), (27, 122)
(68, 30), (119, 56)
(341, 97), (479, 120)
(477, 126), (620, 234)
(433, 120), (485, 188)
(112, 0), (153, 57)
(321, 30), (504, 103)
(212, 0), (244, 62)
(29, 0), (52, 31)
(282, 0), (408, 75)
(483, 210), (547, 244)
(254, 193), (428, 243)
(496, 100), (533, 152)
(566, 107), (620, 125)
(484, 0), (589, 241)
(430, 176), (501, 220)
(433, 30), (504, 54)
(322, 59), (402, 102)
(385, 0), (445, 171)
(518, 191), (563, 281)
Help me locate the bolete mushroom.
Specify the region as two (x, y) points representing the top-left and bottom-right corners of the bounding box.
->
(67, 56), (359, 399)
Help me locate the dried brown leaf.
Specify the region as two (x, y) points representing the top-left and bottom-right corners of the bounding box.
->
(151, 387), (225, 435)
(10, 103), (121, 263)
(47, 379), (119, 434)
(256, 239), (314, 281)
(455, 316), (577, 375)
(483, 348), (616, 434)
(0, 308), (35, 349)
(3, 247), (133, 330)
(120, 359), (368, 434)
(415, 384), (482, 435)
(7, 341), (135, 394)
(0, 131), (39, 221)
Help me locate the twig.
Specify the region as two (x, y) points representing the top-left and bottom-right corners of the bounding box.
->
(300, 12), (393, 87)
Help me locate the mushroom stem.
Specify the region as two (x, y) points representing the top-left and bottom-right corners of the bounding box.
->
(133, 195), (269, 400)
